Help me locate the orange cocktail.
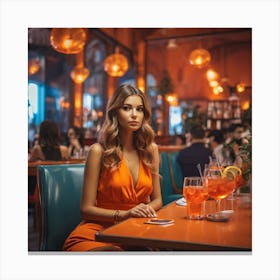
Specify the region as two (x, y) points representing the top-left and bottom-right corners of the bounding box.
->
(183, 178), (208, 220)
(207, 177), (236, 200)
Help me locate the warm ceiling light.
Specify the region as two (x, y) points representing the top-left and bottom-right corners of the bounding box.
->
(236, 82), (246, 93)
(50, 28), (87, 54)
(28, 59), (40, 75)
(242, 101), (250, 110)
(103, 47), (129, 77)
(206, 69), (219, 81)
(189, 48), (211, 69)
(213, 85), (224, 95)
(167, 39), (178, 49)
(209, 80), (219, 88)
(165, 93), (178, 106)
(70, 65), (89, 84)
(28, 51), (41, 75)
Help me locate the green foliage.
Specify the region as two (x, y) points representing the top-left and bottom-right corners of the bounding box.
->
(238, 133), (252, 182)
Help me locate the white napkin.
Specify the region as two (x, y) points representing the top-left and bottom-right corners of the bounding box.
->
(176, 197), (187, 206)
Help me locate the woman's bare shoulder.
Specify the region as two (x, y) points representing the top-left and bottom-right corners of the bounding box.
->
(89, 143), (104, 155)
(151, 142), (159, 152)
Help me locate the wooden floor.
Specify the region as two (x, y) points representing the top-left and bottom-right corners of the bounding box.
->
(28, 206), (40, 251)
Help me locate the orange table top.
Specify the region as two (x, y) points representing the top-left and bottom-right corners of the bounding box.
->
(96, 198), (252, 251)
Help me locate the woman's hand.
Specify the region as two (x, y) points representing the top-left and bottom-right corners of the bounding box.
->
(126, 203), (157, 218)
(70, 138), (81, 148)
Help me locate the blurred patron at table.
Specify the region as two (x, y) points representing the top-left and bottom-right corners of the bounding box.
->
(207, 129), (226, 166)
(29, 120), (69, 162)
(177, 125), (212, 177)
(67, 126), (85, 159)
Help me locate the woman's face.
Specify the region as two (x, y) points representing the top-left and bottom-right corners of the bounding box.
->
(68, 128), (76, 139)
(117, 95), (144, 132)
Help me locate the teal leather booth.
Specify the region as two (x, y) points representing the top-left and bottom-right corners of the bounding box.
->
(37, 164), (85, 251)
(36, 152), (183, 250)
(159, 151), (184, 205)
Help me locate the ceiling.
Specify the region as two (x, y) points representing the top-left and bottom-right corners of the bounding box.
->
(141, 28), (251, 50)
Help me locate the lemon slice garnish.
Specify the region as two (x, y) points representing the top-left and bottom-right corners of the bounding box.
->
(222, 165), (242, 180)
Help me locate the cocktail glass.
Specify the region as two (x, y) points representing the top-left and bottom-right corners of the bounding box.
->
(183, 177), (208, 220)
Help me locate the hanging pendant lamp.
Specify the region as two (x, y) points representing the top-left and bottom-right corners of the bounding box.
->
(236, 82), (246, 93)
(103, 47), (129, 77)
(28, 58), (41, 75)
(28, 51), (41, 75)
(70, 65), (89, 84)
(189, 48), (211, 69)
(50, 28), (87, 54)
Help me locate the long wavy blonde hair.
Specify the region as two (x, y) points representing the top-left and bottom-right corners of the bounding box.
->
(98, 84), (155, 170)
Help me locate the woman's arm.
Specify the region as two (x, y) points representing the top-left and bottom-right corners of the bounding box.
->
(147, 143), (163, 210)
(80, 143), (117, 222)
(60, 145), (70, 160)
(28, 144), (44, 161)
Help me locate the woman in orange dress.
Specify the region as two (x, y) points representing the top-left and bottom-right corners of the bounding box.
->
(63, 84), (163, 251)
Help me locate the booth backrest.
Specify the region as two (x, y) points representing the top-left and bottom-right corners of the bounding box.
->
(36, 152), (183, 249)
(37, 163), (85, 251)
(159, 151), (184, 205)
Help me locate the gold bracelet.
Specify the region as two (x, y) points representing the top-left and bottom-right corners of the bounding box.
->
(114, 210), (120, 224)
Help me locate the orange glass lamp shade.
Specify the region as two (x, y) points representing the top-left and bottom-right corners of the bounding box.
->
(209, 80), (219, 88)
(70, 65), (89, 84)
(206, 69), (219, 81)
(104, 51), (129, 77)
(189, 48), (211, 69)
(236, 82), (246, 93)
(50, 28), (86, 54)
(212, 85), (224, 95)
(165, 93), (178, 106)
(28, 59), (40, 75)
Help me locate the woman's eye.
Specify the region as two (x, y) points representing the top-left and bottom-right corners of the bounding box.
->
(122, 106), (131, 111)
(137, 107), (144, 112)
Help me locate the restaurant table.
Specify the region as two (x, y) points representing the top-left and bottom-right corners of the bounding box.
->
(95, 197), (252, 251)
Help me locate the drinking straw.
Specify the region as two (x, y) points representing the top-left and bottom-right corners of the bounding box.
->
(209, 156), (222, 176)
(215, 157), (223, 175)
(196, 164), (204, 182)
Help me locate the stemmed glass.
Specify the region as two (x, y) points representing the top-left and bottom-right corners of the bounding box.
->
(204, 159), (236, 221)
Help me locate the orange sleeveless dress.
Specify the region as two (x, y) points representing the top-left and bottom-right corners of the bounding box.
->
(62, 158), (153, 251)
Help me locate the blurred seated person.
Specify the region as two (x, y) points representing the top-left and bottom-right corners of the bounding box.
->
(177, 125), (212, 177)
(224, 123), (246, 167)
(208, 129), (226, 166)
(173, 134), (186, 146)
(29, 120), (69, 161)
(83, 128), (97, 158)
(67, 126), (84, 159)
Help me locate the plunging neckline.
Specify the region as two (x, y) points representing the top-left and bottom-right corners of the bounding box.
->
(123, 156), (140, 189)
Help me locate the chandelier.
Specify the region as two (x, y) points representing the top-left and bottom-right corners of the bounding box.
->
(189, 48), (211, 69)
(50, 28), (87, 54)
(103, 47), (129, 77)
